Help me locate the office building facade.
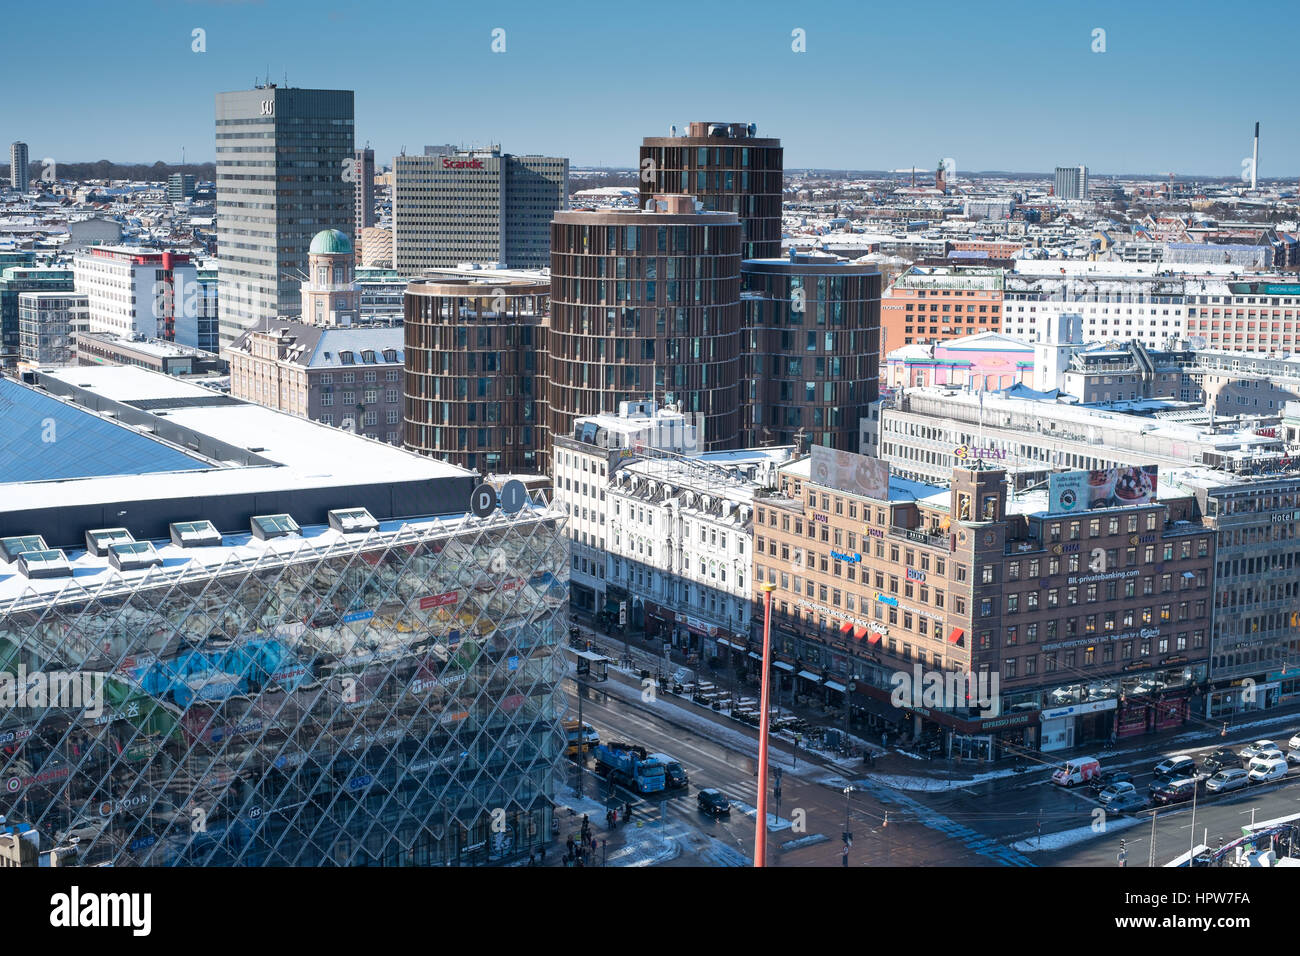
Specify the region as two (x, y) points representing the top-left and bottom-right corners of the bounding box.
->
(354, 147), (376, 236)
(73, 246), (202, 346)
(0, 265), (73, 367)
(639, 122), (783, 260)
(215, 86), (355, 348)
(740, 254), (881, 452)
(168, 173), (197, 203)
(403, 277), (548, 473)
(9, 142), (29, 193)
(17, 291), (85, 365)
(393, 148), (568, 273)
(1054, 165), (1088, 201)
(546, 197), (743, 468)
(753, 453), (1213, 757)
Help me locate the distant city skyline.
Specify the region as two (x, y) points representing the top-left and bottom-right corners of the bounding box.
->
(3, 0), (1297, 177)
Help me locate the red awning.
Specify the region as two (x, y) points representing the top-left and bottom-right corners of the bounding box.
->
(853, 625), (868, 640)
(867, 633), (881, 645)
(839, 620), (854, 634)
(948, 627), (964, 645)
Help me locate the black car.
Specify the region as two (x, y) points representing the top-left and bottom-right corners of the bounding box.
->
(697, 788), (731, 817)
(1201, 748), (1240, 774)
(1152, 755), (1197, 780)
(1089, 770), (1134, 794)
(1150, 778), (1198, 806)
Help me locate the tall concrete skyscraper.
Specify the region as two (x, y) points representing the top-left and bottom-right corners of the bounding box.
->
(639, 122), (783, 259)
(9, 142), (30, 193)
(215, 86), (354, 347)
(354, 147), (376, 233)
(393, 147), (567, 273)
(1053, 165), (1088, 201)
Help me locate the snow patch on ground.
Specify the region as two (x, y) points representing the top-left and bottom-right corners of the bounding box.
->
(1011, 815), (1142, 853)
(781, 833), (829, 851)
(730, 800), (794, 831)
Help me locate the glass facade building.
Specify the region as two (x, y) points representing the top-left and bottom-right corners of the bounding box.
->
(0, 507), (569, 866)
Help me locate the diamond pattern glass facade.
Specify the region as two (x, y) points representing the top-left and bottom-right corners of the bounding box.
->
(0, 506), (568, 866)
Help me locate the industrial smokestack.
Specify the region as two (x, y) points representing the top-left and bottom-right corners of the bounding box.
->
(1252, 121), (1259, 190)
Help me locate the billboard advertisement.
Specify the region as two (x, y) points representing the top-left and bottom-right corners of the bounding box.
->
(810, 445), (890, 500)
(1048, 466), (1158, 514)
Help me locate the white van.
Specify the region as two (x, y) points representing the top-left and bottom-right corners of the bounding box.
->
(1052, 757), (1102, 787)
(1247, 756), (1288, 783)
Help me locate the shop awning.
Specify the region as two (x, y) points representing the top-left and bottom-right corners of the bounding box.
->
(798, 670), (821, 682)
(772, 661), (794, 672)
(853, 625), (868, 640)
(748, 651), (763, 661)
(717, 639), (744, 650)
(867, 633), (881, 645)
(824, 680), (847, 693)
(948, 627), (965, 646)
(839, 620), (854, 634)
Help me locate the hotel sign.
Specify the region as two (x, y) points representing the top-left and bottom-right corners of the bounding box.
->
(443, 158), (484, 169)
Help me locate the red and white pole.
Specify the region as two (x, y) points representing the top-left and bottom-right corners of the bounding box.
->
(754, 582), (776, 867)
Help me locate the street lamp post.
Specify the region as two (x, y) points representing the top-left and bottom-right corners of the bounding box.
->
(754, 582), (777, 868)
(842, 785), (855, 866)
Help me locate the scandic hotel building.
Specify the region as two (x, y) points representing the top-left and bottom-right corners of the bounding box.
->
(750, 454), (1214, 759)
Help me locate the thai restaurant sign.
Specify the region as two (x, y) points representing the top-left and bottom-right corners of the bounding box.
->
(810, 445), (890, 501)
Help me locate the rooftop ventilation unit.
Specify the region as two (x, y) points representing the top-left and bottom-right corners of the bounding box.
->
(251, 514), (300, 541)
(169, 520), (222, 549)
(17, 549), (72, 579)
(108, 541), (163, 572)
(328, 508), (379, 534)
(85, 527), (134, 557)
(0, 535), (48, 564)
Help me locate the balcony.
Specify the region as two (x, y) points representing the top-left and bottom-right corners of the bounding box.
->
(889, 525), (947, 546)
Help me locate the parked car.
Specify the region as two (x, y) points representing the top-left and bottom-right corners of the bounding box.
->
(1287, 748), (1300, 767)
(1288, 732), (1300, 751)
(1090, 770), (1134, 794)
(1098, 781), (1137, 806)
(697, 787), (731, 817)
(1152, 755), (1197, 780)
(1052, 757), (1102, 788)
(1150, 778), (1199, 806)
(1103, 790), (1148, 815)
(1239, 740), (1279, 761)
(1201, 748), (1241, 774)
(1247, 757), (1289, 783)
(1205, 768), (1250, 794)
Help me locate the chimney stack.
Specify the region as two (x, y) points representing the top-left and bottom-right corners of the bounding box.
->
(1252, 121), (1259, 190)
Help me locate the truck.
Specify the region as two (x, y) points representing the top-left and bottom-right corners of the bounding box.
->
(563, 719), (599, 759)
(593, 742), (667, 794)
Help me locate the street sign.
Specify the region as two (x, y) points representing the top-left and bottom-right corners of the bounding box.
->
(619, 601), (627, 626)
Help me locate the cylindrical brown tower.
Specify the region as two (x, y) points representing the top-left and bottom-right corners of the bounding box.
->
(546, 196), (742, 467)
(404, 277), (548, 474)
(740, 253), (881, 452)
(639, 122), (783, 260)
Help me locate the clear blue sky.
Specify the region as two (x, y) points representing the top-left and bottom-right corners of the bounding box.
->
(3, 0), (1294, 177)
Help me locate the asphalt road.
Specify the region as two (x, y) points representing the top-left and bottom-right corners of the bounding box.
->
(565, 676), (1018, 866)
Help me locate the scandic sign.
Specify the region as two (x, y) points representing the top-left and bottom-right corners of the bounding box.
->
(442, 158), (484, 169)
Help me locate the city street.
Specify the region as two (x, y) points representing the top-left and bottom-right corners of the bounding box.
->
(563, 635), (1300, 867)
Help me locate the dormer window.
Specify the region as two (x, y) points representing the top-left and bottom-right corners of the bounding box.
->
(339, 351), (355, 365)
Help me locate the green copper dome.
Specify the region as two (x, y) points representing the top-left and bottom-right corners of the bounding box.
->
(309, 229), (353, 255)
